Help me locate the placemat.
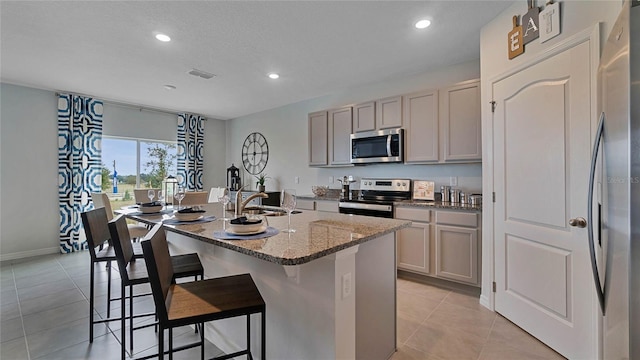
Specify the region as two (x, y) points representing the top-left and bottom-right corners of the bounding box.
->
(213, 226), (279, 240)
(129, 209), (175, 216)
(163, 215), (216, 225)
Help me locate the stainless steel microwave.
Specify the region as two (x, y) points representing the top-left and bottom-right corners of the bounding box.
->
(350, 128), (404, 164)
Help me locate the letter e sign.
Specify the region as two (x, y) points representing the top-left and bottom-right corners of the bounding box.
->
(508, 16), (524, 60)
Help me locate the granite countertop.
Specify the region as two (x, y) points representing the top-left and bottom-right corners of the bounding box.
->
(395, 200), (482, 212)
(297, 195), (482, 212)
(118, 204), (410, 266)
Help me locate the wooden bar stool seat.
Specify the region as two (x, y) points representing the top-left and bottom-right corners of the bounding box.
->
(141, 223), (266, 360)
(108, 215), (205, 359)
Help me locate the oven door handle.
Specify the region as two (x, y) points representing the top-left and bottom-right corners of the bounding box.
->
(339, 202), (393, 212)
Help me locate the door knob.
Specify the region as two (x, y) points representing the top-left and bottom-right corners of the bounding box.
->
(569, 217), (587, 228)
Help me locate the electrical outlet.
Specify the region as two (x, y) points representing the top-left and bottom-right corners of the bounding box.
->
(342, 273), (352, 299)
(295, 176), (300, 184)
(329, 176), (334, 184)
(450, 176), (458, 186)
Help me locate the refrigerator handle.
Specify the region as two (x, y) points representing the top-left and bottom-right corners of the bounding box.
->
(588, 112), (606, 315)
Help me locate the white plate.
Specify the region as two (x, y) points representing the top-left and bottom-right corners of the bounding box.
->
(225, 224), (267, 235)
(173, 215), (204, 222)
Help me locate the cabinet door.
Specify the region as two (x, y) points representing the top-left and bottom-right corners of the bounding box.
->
(397, 222), (431, 274)
(297, 199), (315, 211)
(440, 80), (481, 162)
(315, 200), (338, 213)
(435, 225), (478, 285)
(403, 90), (439, 163)
(328, 107), (353, 166)
(308, 111), (328, 166)
(375, 96), (402, 129)
(353, 101), (375, 132)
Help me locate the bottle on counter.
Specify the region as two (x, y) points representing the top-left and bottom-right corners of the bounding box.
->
(450, 188), (460, 203)
(441, 186), (451, 203)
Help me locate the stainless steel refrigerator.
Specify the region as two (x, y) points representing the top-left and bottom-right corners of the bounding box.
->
(590, 0), (639, 358)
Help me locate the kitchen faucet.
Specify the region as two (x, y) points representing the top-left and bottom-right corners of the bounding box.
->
(235, 185), (269, 216)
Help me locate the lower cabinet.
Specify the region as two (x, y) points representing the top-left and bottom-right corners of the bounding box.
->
(297, 199), (315, 211)
(435, 224), (478, 285)
(397, 222), (431, 274)
(296, 198), (338, 212)
(315, 199), (338, 213)
(395, 206), (481, 286)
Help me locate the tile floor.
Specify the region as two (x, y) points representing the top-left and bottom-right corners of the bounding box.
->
(1, 252), (564, 360)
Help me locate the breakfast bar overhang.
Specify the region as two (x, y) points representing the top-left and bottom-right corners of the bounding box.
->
(122, 204), (411, 360)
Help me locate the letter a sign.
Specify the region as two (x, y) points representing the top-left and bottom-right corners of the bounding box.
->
(522, 0), (540, 44)
(508, 16), (524, 60)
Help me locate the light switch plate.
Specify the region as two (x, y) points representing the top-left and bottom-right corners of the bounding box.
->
(295, 176), (300, 184)
(450, 177), (458, 186)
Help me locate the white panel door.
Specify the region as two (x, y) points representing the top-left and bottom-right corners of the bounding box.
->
(493, 41), (595, 359)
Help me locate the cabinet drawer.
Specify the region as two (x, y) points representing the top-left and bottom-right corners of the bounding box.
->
(435, 211), (477, 227)
(395, 207), (431, 222)
(297, 199), (316, 211)
(316, 200), (338, 213)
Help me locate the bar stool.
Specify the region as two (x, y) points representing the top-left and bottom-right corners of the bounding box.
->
(108, 215), (205, 359)
(81, 207), (144, 342)
(91, 192), (149, 240)
(141, 223), (266, 360)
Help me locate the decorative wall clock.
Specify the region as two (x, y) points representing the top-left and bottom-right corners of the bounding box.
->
(242, 132), (269, 175)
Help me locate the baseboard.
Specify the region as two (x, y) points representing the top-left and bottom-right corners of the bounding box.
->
(397, 270), (481, 296)
(0, 247), (59, 262)
(480, 294), (493, 311)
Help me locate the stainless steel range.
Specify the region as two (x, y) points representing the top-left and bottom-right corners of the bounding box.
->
(338, 178), (411, 218)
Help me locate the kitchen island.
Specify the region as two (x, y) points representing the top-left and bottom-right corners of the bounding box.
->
(121, 204), (410, 360)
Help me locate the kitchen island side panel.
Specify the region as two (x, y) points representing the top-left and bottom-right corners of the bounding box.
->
(167, 231), (396, 359)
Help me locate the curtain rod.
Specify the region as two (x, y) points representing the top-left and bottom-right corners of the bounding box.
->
(54, 91), (209, 120)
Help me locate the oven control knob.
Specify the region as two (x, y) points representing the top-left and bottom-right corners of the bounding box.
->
(396, 182), (400, 187)
(402, 182), (407, 187)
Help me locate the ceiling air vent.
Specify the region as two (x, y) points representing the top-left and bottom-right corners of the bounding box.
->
(188, 68), (216, 79)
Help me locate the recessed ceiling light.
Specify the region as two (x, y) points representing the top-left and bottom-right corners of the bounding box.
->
(163, 85), (176, 90)
(268, 73), (280, 79)
(155, 33), (171, 42)
(415, 19), (431, 29)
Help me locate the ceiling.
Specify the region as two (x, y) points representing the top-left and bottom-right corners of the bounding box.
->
(0, 1), (511, 120)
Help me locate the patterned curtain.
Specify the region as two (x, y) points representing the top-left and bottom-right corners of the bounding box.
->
(58, 94), (103, 253)
(177, 113), (205, 190)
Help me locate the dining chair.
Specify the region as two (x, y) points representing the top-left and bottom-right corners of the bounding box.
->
(134, 188), (162, 204)
(108, 215), (205, 359)
(91, 192), (149, 240)
(141, 223), (266, 360)
(80, 207), (144, 342)
(181, 191), (209, 206)
(207, 187), (226, 203)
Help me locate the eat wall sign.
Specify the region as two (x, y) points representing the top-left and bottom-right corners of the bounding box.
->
(508, 0), (561, 60)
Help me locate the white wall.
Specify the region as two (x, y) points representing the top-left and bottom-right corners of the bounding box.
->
(0, 83), (227, 260)
(226, 59), (483, 195)
(479, 1), (623, 309)
(1, 83), (60, 259)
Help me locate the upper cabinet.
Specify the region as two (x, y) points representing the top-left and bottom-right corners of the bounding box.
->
(375, 96), (403, 129)
(328, 107), (353, 166)
(353, 96), (403, 133)
(440, 80), (482, 162)
(404, 89), (439, 163)
(308, 78), (481, 167)
(403, 79), (481, 164)
(308, 111), (328, 166)
(352, 101), (376, 133)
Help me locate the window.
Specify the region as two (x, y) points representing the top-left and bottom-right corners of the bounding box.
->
(101, 136), (177, 206)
